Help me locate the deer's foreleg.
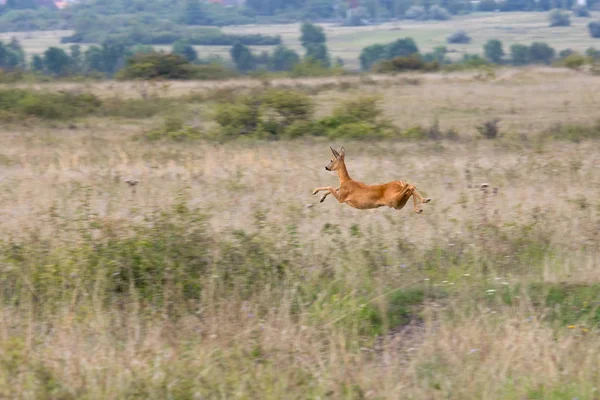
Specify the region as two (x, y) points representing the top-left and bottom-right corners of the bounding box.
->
(313, 186), (340, 203)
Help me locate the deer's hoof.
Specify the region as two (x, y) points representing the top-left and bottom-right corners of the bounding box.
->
(416, 209), (423, 214)
(423, 198), (432, 203)
(320, 197), (326, 203)
(312, 189), (318, 195)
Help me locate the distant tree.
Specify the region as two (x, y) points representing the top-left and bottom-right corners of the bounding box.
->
(84, 46), (105, 73)
(477, 0), (498, 11)
(586, 47), (600, 60)
(43, 47), (71, 76)
(572, 4), (590, 17)
(300, 23), (330, 68)
(499, 0), (528, 11)
(394, 0), (413, 16)
(173, 40), (198, 62)
(528, 42), (555, 64)
(31, 54), (44, 72)
(548, 9), (571, 27)
(484, 39), (504, 63)
(5, 0), (38, 9)
(230, 42), (255, 72)
(100, 39), (130, 76)
(69, 44), (82, 72)
(423, 46), (449, 64)
(0, 42), (20, 70)
(385, 37), (419, 59)
(182, 0), (208, 25)
(404, 5), (426, 19)
(269, 45), (300, 71)
(305, 43), (331, 68)
(510, 44), (529, 65)
(359, 38), (419, 71)
(300, 23), (326, 48)
(558, 48), (575, 59)
(7, 37), (25, 66)
(589, 21), (600, 38)
(303, 0), (335, 18)
(429, 5), (450, 20)
(359, 43), (387, 70)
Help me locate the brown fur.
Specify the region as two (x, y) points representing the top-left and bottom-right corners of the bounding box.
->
(312, 147), (431, 213)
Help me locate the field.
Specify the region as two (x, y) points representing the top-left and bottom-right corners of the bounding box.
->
(2, 11), (600, 69)
(1, 67), (600, 398)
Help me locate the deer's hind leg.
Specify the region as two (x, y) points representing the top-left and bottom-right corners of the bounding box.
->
(393, 185), (413, 211)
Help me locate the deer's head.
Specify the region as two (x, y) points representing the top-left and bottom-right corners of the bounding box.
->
(325, 146), (345, 171)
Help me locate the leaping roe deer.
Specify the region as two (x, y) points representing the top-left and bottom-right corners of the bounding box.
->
(312, 147), (431, 213)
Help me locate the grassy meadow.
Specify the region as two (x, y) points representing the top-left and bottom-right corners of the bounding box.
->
(1, 67), (600, 398)
(3, 11), (600, 69)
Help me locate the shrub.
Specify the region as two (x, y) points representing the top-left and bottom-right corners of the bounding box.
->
(261, 89), (314, 129)
(0, 89), (102, 120)
(117, 52), (196, 80)
(476, 119), (501, 139)
(447, 30), (471, 44)
(374, 54), (438, 73)
(572, 4), (590, 17)
(589, 22), (600, 38)
(405, 5), (426, 19)
(191, 63), (238, 80)
(548, 9), (571, 27)
(561, 53), (588, 69)
(290, 59), (343, 77)
(213, 89), (315, 138)
(214, 96), (261, 137)
(317, 96), (394, 139)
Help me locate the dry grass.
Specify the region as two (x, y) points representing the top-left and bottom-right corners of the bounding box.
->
(0, 69), (599, 399)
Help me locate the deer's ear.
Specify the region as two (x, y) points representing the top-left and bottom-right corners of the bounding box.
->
(330, 146), (340, 158)
(339, 147), (345, 157)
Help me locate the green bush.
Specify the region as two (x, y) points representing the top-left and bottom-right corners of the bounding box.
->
(214, 97), (261, 137)
(214, 89), (315, 138)
(374, 54), (438, 73)
(317, 95), (395, 139)
(261, 89), (314, 128)
(0, 89), (102, 120)
(560, 53), (588, 69)
(117, 52), (196, 80)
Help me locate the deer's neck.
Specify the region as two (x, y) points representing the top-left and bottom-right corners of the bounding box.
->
(337, 162), (352, 183)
